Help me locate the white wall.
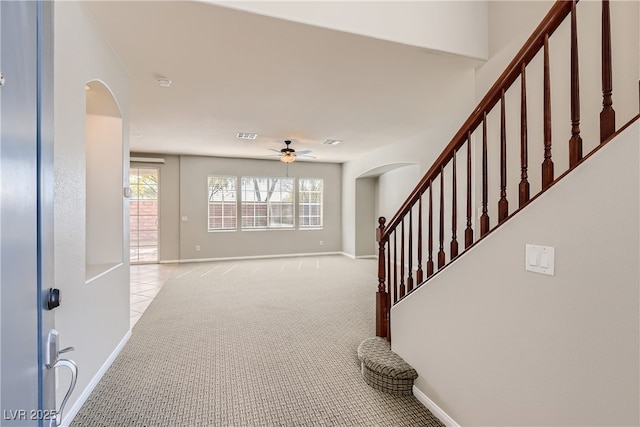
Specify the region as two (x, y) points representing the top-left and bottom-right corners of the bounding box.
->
(377, 164), (421, 222)
(53, 1), (130, 421)
(392, 120), (640, 426)
(131, 153), (340, 262)
(85, 114), (123, 271)
(355, 178), (377, 257)
(342, 68), (475, 257)
(178, 156), (342, 260)
(212, 1), (489, 61)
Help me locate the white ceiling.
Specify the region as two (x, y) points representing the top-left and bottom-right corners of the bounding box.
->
(84, 1), (480, 163)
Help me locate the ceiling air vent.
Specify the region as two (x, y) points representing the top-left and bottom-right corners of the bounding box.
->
(323, 139), (343, 146)
(236, 132), (258, 140)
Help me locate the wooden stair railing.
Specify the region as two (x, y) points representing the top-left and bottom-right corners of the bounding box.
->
(376, 0), (622, 340)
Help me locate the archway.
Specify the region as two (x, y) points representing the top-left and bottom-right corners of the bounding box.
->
(85, 80), (124, 282)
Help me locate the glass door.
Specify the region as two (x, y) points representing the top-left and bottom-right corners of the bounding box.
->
(129, 167), (159, 263)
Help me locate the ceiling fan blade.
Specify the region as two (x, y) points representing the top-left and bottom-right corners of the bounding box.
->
(296, 150), (313, 155)
(268, 148), (282, 153)
(298, 154), (316, 159)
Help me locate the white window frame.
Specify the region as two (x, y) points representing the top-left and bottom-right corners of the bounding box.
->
(298, 178), (323, 229)
(208, 175), (237, 231)
(240, 177), (295, 230)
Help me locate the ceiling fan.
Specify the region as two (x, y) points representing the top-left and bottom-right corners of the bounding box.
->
(268, 140), (315, 163)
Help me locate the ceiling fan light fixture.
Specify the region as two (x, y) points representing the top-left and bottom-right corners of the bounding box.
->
(280, 153), (296, 163)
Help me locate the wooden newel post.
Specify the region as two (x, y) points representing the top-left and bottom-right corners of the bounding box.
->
(376, 217), (388, 339)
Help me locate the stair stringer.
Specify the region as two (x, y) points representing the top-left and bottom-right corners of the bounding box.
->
(390, 120), (640, 426)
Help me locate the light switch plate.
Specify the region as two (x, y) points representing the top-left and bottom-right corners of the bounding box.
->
(525, 244), (555, 276)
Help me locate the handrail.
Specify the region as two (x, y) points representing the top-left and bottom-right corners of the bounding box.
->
(375, 0), (627, 340)
(381, 0), (573, 238)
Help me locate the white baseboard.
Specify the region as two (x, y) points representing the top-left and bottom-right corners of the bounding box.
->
(61, 330), (132, 427)
(341, 252), (378, 260)
(175, 251), (343, 264)
(412, 385), (460, 427)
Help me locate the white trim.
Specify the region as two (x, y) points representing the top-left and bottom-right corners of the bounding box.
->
(176, 251), (344, 264)
(161, 252), (368, 264)
(130, 156), (165, 164)
(412, 385), (460, 427)
(61, 330), (132, 427)
(340, 252), (377, 260)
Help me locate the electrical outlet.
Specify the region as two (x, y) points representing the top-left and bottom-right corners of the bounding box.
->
(319, 241), (323, 246)
(195, 245), (200, 251)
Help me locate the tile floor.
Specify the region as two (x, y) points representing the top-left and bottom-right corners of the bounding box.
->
(130, 263), (177, 328)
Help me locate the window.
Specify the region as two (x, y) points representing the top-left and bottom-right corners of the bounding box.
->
(299, 178), (323, 229)
(208, 176), (237, 231)
(241, 177), (294, 229)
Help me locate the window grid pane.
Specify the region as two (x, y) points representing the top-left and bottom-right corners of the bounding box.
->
(208, 176), (237, 231)
(241, 177), (294, 229)
(299, 178), (323, 229)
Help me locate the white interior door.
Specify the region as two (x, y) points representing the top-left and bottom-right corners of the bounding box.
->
(1, 2), (56, 425)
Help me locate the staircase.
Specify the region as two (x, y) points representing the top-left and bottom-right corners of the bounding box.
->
(358, 1), (640, 420)
(373, 0), (638, 340)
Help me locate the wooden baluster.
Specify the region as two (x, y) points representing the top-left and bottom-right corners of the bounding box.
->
(376, 217), (388, 339)
(600, 0), (615, 143)
(519, 63), (530, 207)
(393, 230), (398, 304)
(427, 185), (434, 277)
(387, 230), (393, 304)
(438, 166), (446, 269)
(386, 255), (391, 338)
(417, 196), (424, 284)
(451, 149), (459, 258)
(407, 209), (414, 293)
(465, 132), (474, 248)
(498, 89), (509, 223)
(400, 219), (406, 298)
(542, 34), (554, 189)
(481, 113), (490, 236)
(569, 0), (583, 167)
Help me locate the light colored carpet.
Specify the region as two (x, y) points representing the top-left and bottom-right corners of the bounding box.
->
(71, 255), (443, 427)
